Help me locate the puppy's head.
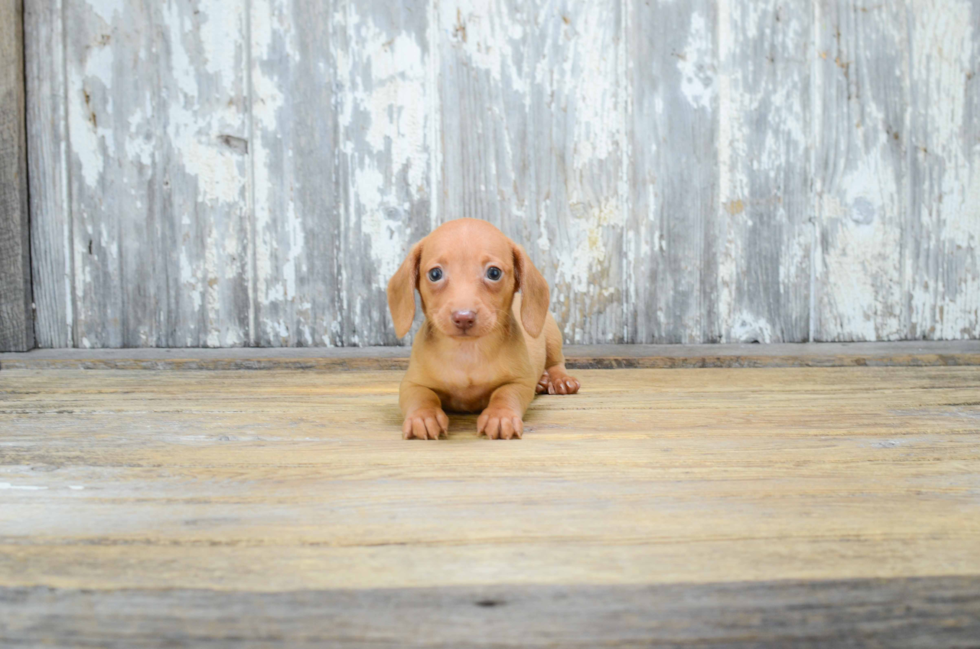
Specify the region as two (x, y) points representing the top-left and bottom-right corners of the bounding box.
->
(387, 219), (549, 340)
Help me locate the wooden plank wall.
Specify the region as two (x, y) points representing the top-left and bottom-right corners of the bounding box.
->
(0, 0), (34, 352)
(22, 0), (980, 348)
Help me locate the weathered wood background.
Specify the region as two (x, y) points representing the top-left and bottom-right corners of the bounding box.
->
(1, 0), (34, 352)
(23, 0), (980, 348)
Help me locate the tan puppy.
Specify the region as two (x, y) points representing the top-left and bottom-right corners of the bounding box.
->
(387, 219), (581, 440)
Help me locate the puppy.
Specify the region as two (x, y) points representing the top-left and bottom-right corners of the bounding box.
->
(387, 219), (581, 440)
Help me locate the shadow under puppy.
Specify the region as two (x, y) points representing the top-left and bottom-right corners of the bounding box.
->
(387, 219), (581, 440)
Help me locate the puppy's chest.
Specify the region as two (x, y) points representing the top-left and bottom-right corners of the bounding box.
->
(428, 355), (511, 412)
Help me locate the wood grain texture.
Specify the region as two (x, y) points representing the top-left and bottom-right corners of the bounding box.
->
(813, 1), (909, 341)
(528, 0), (626, 344)
(906, 0), (980, 340)
(0, 0), (34, 352)
(437, 0), (626, 344)
(627, 0), (716, 344)
(338, 0), (432, 346)
(436, 0), (530, 237)
(1, 365), (979, 644)
(249, 0), (342, 347)
(712, 0), (811, 343)
(64, 0), (252, 348)
(24, 0), (72, 349)
(3, 577), (980, 648)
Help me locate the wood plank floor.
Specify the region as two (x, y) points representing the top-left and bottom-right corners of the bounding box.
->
(1, 365), (979, 646)
(3, 340), (980, 370)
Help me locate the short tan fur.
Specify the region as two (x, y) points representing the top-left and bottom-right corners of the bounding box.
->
(387, 219), (580, 440)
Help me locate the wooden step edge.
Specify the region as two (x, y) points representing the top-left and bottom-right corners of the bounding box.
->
(2, 341), (978, 371)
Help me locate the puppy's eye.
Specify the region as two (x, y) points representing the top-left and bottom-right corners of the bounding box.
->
(486, 266), (503, 281)
(427, 268), (443, 282)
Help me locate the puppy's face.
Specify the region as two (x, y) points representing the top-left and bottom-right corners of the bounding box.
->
(387, 218), (550, 341)
(418, 222), (517, 339)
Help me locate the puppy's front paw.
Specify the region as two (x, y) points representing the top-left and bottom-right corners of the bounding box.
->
(477, 407), (524, 440)
(539, 369), (581, 395)
(403, 408), (449, 440)
(536, 373), (551, 394)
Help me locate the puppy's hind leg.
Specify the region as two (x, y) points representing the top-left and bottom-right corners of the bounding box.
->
(540, 314), (581, 396)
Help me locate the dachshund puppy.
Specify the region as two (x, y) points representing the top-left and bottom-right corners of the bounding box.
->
(387, 219), (581, 440)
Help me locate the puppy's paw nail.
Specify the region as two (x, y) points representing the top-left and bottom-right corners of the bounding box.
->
(404, 408), (449, 440)
(478, 409), (524, 440)
(545, 375), (580, 395)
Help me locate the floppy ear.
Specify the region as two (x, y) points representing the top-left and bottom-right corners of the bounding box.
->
(387, 240), (424, 338)
(513, 244), (550, 338)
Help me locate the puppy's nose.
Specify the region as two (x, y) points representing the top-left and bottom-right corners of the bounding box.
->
(452, 310), (477, 331)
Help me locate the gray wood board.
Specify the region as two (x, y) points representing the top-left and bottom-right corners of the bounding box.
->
(438, 0), (626, 344)
(906, 2), (980, 341)
(712, 0), (812, 344)
(250, 0), (341, 347)
(337, 0), (432, 347)
(2, 340), (978, 371)
(23, 0), (980, 348)
(24, 0), (71, 349)
(2, 577), (979, 648)
(627, 0), (715, 344)
(0, 0), (34, 353)
(813, 1), (909, 341)
(60, 0), (253, 348)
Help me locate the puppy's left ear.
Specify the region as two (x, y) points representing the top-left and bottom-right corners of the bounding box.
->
(513, 244), (550, 338)
(387, 240), (424, 338)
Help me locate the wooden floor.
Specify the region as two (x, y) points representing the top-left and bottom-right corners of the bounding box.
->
(2, 362), (980, 646)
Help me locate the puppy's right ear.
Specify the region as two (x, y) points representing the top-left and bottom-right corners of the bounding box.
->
(387, 240), (424, 338)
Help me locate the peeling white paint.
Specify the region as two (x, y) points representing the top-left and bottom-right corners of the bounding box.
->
(66, 0), (252, 347)
(678, 12), (715, 110)
(204, 221), (222, 347)
(568, 3), (620, 169)
(811, 1), (914, 342)
(125, 109), (154, 166)
(162, 1), (248, 207)
(553, 198), (620, 297)
(716, 0), (736, 331)
(426, 0), (441, 231)
(34, 0), (980, 347)
(68, 42), (115, 189)
(344, 6), (429, 293)
(251, 0), (291, 328)
(358, 33), (426, 191)
(730, 313), (773, 344)
(88, 0), (126, 24)
(818, 147), (904, 340)
(443, 0), (525, 92)
(714, 0), (812, 342)
(908, 0), (980, 339)
(180, 247), (203, 313)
